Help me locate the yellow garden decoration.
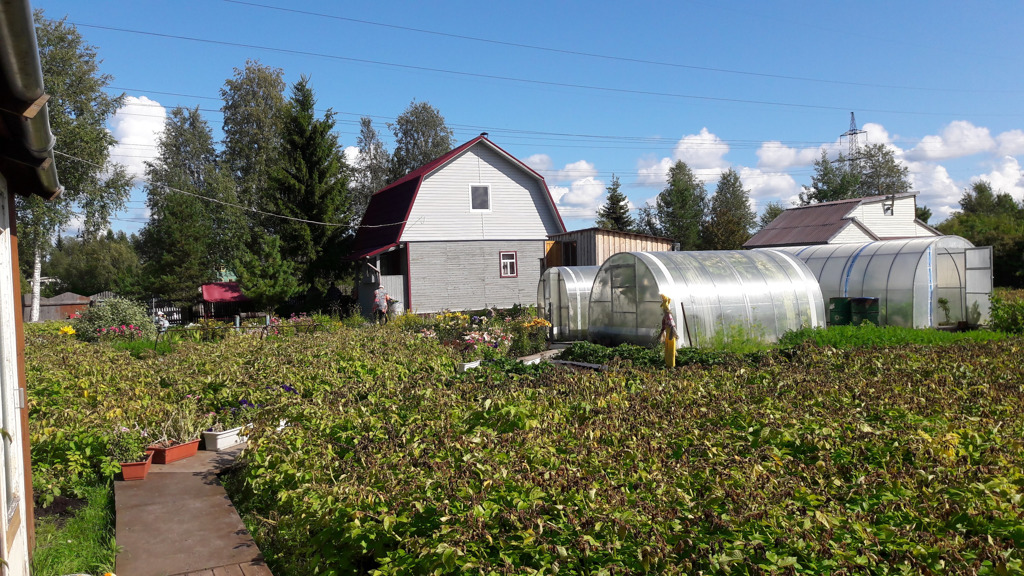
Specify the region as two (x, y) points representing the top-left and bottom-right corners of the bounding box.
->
(59, 325), (76, 335)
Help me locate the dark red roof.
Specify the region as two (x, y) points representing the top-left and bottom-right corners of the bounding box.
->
(200, 282), (250, 303)
(349, 136), (565, 260)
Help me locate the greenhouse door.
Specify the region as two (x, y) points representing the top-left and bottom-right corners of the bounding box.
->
(964, 246), (993, 325)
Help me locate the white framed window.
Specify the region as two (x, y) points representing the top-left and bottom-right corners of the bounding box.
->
(500, 251), (518, 278)
(470, 184), (490, 211)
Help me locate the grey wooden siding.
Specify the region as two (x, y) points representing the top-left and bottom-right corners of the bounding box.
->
(408, 240), (544, 313)
(401, 145), (562, 242)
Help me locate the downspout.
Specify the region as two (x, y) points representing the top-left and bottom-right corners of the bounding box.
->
(0, 0), (62, 199)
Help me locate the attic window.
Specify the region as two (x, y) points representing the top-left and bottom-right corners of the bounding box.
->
(470, 185), (490, 211)
(883, 203), (894, 216)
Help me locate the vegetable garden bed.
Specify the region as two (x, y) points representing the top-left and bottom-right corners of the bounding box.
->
(25, 322), (1024, 575)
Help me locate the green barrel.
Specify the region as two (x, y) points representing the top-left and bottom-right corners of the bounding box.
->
(828, 297), (852, 326)
(851, 297), (880, 326)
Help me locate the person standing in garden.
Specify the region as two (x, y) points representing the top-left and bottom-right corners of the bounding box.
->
(154, 310), (170, 333)
(657, 294), (678, 368)
(373, 285), (390, 325)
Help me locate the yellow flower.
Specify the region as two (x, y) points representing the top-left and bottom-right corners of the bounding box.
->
(59, 325), (76, 336)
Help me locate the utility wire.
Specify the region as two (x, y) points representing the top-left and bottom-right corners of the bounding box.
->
(225, 0), (1015, 95)
(53, 150), (407, 230)
(70, 21), (999, 118)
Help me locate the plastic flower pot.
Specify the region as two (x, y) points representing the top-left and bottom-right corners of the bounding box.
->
(119, 452), (152, 481)
(148, 439), (201, 464)
(202, 426), (248, 451)
(457, 360), (481, 372)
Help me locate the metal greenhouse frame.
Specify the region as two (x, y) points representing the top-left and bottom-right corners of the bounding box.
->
(588, 251), (825, 348)
(537, 266), (600, 341)
(768, 236), (993, 328)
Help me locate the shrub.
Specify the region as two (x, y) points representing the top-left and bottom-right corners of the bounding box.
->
(990, 291), (1024, 334)
(73, 298), (155, 342)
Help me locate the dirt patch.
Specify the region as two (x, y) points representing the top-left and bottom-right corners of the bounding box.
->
(34, 495), (86, 529)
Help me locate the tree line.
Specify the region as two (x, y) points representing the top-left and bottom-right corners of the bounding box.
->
(24, 12), (456, 314)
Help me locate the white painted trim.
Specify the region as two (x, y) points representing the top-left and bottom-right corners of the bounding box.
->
(469, 183), (491, 213)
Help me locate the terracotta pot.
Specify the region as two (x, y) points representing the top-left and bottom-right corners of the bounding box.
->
(120, 452), (152, 481)
(202, 426), (247, 451)
(148, 439), (201, 464)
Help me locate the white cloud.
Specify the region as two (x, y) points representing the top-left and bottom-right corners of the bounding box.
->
(975, 156), (1024, 202)
(861, 122), (894, 146)
(756, 141), (821, 170)
(525, 155), (596, 184)
(343, 145), (360, 165)
(905, 120), (996, 162)
(737, 167), (802, 209)
(108, 95), (166, 182)
(636, 156), (674, 187)
(997, 129), (1024, 156)
(550, 176), (606, 218)
(905, 160), (961, 220)
(673, 127), (729, 169)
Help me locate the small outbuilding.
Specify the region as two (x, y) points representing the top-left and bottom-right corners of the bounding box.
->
(767, 236), (992, 328)
(546, 227), (674, 267)
(588, 251), (825, 348)
(537, 266), (600, 341)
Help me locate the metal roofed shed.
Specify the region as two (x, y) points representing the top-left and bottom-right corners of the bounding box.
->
(767, 236), (993, 328)
(588, 251), (825, 348)
(537, 266), (599, 341)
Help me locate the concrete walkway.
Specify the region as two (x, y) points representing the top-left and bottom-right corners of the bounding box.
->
(114, 444), (272, 576)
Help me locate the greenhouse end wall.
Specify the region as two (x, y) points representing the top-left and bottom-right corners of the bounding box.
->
(537, 266), (600, 341)
(768, 236), (992, 328)
(588, 251), (825, 348)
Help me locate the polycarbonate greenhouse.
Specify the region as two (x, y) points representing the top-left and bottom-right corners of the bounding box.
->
(588, 251), (825, 348)
(537, 266), (600, 340)
(768, 236), (993, 328)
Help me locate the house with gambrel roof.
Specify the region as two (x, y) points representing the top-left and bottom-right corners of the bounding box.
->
(744, 192), (940, 249)
(350, 135), (565, 315)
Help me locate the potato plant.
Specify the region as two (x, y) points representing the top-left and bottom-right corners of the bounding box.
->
(24, 322), (1024, 575)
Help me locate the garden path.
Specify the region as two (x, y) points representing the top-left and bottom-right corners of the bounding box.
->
(113, 444), (273, 576)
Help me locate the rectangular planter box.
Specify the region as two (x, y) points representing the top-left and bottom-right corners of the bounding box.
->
(202, 426), (247, 451)
(148, 439), (200, 464)
(120, 452), (152, 481)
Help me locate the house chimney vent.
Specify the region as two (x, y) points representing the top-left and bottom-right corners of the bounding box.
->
(480, 132), (488, 138)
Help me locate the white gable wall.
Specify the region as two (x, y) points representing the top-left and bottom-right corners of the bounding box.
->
(830, 222), (875, 244)
(846, 196), (936, 239)
(401, 144), (561, 242)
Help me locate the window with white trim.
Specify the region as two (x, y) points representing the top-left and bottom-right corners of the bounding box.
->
(500, 251), (518, 278)
(470, 185), (490, 211)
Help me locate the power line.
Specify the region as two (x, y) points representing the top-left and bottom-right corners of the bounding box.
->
(70, 21), (1007, 118)
(225, 0), (1018, 96)
(53, 150), (407, 230)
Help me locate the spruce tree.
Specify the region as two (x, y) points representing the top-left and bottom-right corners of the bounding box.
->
(655, 161), (707, 250)
(595, 175), (635, 231)
(702, 169), (755, 250)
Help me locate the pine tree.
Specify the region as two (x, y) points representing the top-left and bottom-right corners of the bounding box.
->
(267, 76), (351, 287)
(655, 161), (707, 250)
(233, 235), (300, 312)
(595, 175), (635, 231)
(757, 201), (787, 231)
(702, 169), (755, 250)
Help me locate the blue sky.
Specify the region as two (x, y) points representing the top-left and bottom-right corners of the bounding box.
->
(36, 0), (1024, 235)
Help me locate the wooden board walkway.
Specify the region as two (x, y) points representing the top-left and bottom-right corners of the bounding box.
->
(114, 444), (272, 576)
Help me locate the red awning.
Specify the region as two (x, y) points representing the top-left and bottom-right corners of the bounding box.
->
(200, 282), (250, 303)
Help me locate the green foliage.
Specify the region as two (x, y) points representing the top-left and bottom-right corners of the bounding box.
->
(73, 297), (156, 342)
(778, 324), (1006, 349)
(800, 144), (912, 205)
(594, 175), (634, 231)
(220, 59), (286, 226)
(44, 231), (142, 297)
(268, 76), (352, 287)
(989, 289), (1024, 334)
(654, 160), (707, 249)
(233, 235), (301, 312)
(758, 200), (786, 231)
(916, 204), (932, 224)
(106, 425), (148, 463)
(27, 323), (1024, 575)
(351, 117), (392, 224)
(31, 483), (117, 576)
(937, 181), (1024, 288)
(389, 100), (454, 178)
(702, 168), (755, 249)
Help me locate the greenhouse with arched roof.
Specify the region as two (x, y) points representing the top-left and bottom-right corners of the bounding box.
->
(767, 236), (993, 328)
(537, 266), (600, 341)
(587, 250), (825, 348)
